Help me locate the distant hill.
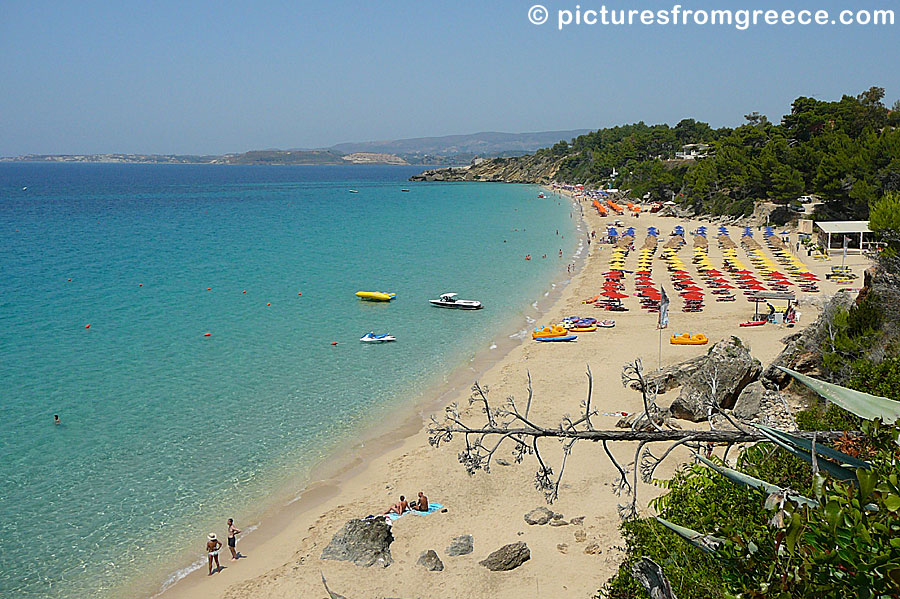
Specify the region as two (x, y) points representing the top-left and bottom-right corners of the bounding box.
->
(1, 130), (591, 166)
(220, 150), (347, 165)
(328, 130), (591, 160)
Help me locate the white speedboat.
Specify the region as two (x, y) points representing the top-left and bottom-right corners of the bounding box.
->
(360, 332), (396, 343)
(429, 293), (483, 310)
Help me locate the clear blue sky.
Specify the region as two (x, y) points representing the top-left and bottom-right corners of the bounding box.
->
(1, 0), (897, 155)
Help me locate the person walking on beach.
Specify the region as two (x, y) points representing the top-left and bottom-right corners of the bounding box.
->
(206, 533), (222, 575)
(226, 518), (242, 560)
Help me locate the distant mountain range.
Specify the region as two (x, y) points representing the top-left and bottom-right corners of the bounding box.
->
(1, 130), (590, 166)
(327, 130), (591, 160)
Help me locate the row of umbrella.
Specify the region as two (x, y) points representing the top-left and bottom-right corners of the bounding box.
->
(660, 241), (705, 312)
(600, 237), (631, 310)
(634, 238), (662, 312)
(761, 228), (821, 292)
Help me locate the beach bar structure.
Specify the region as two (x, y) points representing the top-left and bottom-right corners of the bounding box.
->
(747, 291), (796, 322)
(815, 220), (873, 253)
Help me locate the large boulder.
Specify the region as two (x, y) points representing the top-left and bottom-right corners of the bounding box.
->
(417, 550), (444, 571)
(669, 337), (762, 422)
(446, 535), (474, 556)
(321, 518), (394, 568)
(733, 381), (765, 421)
(479, 542), (531, 571)
(637, 354), (707, 393)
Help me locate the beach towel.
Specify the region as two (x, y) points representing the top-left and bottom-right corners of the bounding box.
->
(387, 502), (444, 521)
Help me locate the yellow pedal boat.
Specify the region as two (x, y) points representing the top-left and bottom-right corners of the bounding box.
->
(356, 291), (396, 302)
(532, 325), (568, 339)
(670, 333), (709, 345)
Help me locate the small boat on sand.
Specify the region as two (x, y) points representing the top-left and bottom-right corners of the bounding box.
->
(429, 293), (483, 310)
(739, 320), (767, 327)
(360, 332), (396, 343)
(356, 291), (396, 302)
(670, 333), (708, 345)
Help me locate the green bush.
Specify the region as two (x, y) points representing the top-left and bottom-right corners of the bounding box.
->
(599, 425), (900, 599)
(796, 403), (863, 432)
(849, 357), (900, 400)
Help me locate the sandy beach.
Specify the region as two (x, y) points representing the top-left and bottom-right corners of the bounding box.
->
(159, 190), (870, 599)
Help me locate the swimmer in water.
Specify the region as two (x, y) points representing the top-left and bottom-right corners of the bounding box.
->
(54, 415), (60, 425)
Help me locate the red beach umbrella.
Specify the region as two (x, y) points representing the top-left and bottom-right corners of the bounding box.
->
(800, 273), (819, 279)
(682, 285), (703, 292)
(717, 283), (735, 289)
(747, 284), (766, 291)
(602, 291), (629, 299)
(683, 292), (705, 301)
(736, 269), (753, 275)
(634, 270), (651, 275)
(705, 269), (722, 275)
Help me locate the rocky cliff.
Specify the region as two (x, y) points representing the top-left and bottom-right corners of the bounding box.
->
(409, 154), (565, 184)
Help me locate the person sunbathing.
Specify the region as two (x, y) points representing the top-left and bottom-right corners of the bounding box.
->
(383, 495), (409, 515)
(412, 491), (429, 511)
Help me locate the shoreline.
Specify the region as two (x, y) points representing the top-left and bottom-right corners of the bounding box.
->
(149, 187), (587, 598)
(156, 188), (865, 599)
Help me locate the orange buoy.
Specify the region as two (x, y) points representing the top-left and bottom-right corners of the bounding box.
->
(207, 287), (211, 291)
(266, 302), (271, 306)
(298, 292), (302, 296)
(331, 341), (338, 345)
(204, 332), (211, 337)
(84, 324), (91, 329)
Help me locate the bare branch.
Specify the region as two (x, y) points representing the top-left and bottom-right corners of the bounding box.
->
(427, 359), (856, 514)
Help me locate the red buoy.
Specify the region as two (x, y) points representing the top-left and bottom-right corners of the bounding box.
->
(67, 278), (72, 282)
(331, 341), (338, 345)
(138, 283), (142, 287)
(242, 290), (247, 294)
(204, 332), (211, 337)
(84, 324), (91, 329)
(298, 292), (302, 296)
(207, 287), (211, 291)
(266, 302), (271, 306)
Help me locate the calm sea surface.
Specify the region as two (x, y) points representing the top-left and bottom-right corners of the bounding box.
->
(0, 163), (577, 597)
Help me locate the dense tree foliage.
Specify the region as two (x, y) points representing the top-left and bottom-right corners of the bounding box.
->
(548, 87), (900, 219)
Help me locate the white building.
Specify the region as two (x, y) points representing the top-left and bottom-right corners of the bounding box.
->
(815, 221), (874, 253)
(675, 144), (710, 160)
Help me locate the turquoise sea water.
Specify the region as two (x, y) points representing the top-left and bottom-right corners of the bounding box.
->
(0, 164), (577, 598)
